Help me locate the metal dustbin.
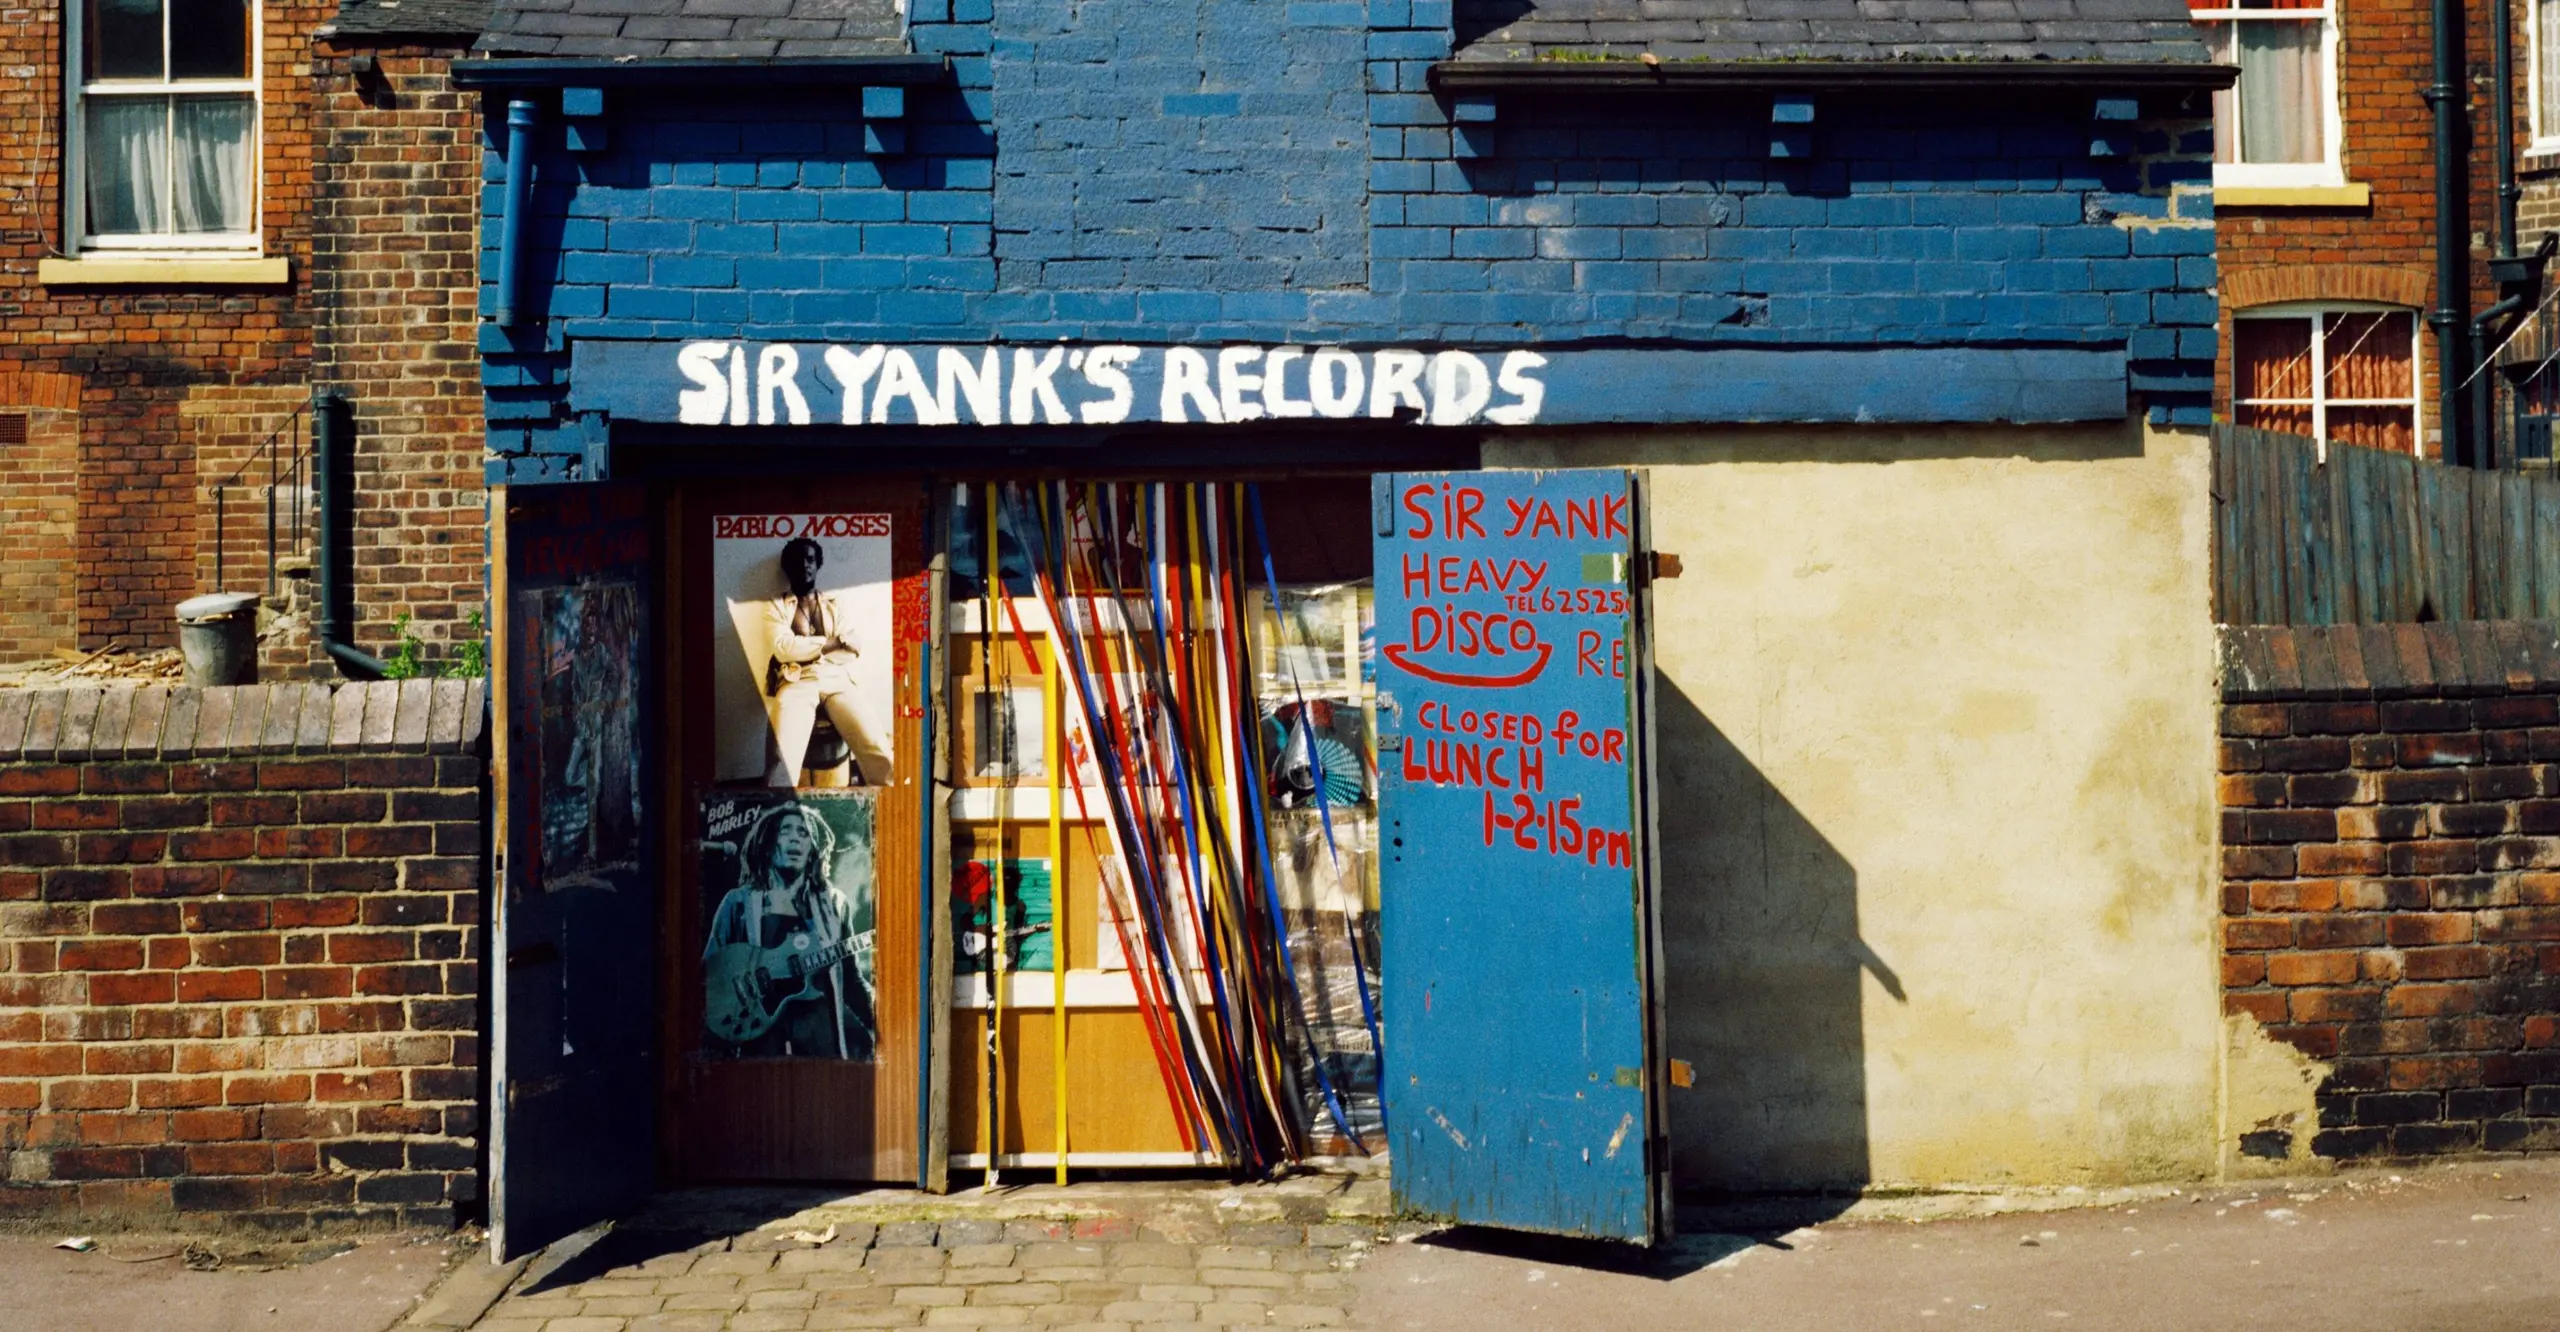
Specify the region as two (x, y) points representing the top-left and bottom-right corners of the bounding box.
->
(175, 592), (262, 687)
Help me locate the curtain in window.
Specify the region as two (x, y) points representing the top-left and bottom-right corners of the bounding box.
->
(2542, 0), (2560, 138)
(2234, 317), (2316, 436)
(2237, 20), (2324, 163)
(84, 99), (167, 237)
(2325, 312), (2417, 453)
(173, 97), (252, 235)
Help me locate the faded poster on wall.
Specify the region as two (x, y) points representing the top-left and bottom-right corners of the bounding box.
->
(522, 580), (644, 894)
(698, 790), (879, 1061)
(711, 513), (897, 788)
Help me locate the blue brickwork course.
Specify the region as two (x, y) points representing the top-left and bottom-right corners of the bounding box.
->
(474, 0), (2217, 466)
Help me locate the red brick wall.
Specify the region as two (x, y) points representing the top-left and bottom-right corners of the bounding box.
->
(2211, 0), (2514, 457)
(311, 45), (488, 671)
(0, 4), (323, 652)
(0, 681), (485, 1230)
(0, 385), (83, 663)
(2220, 623), (2560, 1159)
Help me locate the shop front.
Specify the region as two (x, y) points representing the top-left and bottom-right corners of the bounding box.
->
(456, 5), (2231, 1261)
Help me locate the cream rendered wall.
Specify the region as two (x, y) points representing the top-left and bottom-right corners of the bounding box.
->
(1484, 420), (2225, 1190)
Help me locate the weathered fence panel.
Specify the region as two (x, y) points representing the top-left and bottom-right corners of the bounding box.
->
(2214, 425), (2560, 624)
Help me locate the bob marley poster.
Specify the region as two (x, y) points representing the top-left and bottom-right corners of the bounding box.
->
(698, 790), (879, 1061)
(711, 513), (897, 788)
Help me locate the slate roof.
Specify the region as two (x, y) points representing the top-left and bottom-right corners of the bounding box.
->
(323, 0), (492, 37)
(473, 0), (907, 58)
(1450, 0), (2216, 64)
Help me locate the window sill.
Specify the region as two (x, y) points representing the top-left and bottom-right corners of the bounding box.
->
(38, 256), (289, 287)
(2214, 182), (2372, 209)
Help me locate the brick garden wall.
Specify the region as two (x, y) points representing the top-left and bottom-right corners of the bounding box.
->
(2220, 623), (2560, 1160)
(0, 681), (485, 1232)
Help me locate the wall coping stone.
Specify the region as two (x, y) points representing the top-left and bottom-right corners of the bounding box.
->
(0, 679), (486, 761)
(2219, 621), (2560, 701)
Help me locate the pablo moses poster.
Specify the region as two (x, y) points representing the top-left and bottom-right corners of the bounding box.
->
(711, 511), (897, 787)
(698, 790), (879, 1061)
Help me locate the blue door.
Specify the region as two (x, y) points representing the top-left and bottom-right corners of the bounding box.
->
(491, 481), (661, 1259)
(1373, 468), (1667, 1244)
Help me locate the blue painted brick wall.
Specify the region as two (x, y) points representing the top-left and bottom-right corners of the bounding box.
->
(476, 0), (2217, 463)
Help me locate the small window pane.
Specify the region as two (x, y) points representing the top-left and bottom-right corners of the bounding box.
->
(2237, 402), (2317, 435)
(172, 96), (253, 234)
(84, 97), (169, 236)
(85, 0), (165, 80)
(2327, 407), (2417, 453)
(2237, 19), (2325, 163)
(2235, 317), (2315, 401)
(2207, 24), (2240, 163)
(2322, 312), (2415, 400)
(2541, 0), (2560, 136)
(169, 0), (250, 79)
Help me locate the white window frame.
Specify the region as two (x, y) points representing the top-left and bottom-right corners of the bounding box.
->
(2195, 0), (2347, 189)
(2232, 301), (2424, 449)
(64, 0), (264, 256)
(2533, 0), (2560, 153)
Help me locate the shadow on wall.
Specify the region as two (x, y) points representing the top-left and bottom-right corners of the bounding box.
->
(1655, 676), (1900, 1220)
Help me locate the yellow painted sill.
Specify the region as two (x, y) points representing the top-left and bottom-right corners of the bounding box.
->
(2214, 183), (2373, 209)
(38, 256), (290, 286)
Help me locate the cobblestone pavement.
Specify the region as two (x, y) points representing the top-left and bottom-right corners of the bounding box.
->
(469, 1178), (1390, 1332)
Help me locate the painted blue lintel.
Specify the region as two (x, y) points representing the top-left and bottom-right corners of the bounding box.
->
(560, 86), (605, 118)
(566, 120), (610, 153)
(1769, 127), (1813, 158)
(2089, 129), (2133, 158)
(1451, 124), (1495, 159)
(1452, 95), (1498, 123)
(862, 85), (906, 119)
(565, 339), (2129, 427)
(1771, 95), (1815, 124)
(863, 122), (906, 154)
(2093, 97), (2141, 121)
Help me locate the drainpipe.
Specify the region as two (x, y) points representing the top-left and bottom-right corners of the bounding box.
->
(2426, 0), (2475, 465)
(2471, 0), (2526, 468)
(313, 390), (388, 680)
(494, 99), (538, 328)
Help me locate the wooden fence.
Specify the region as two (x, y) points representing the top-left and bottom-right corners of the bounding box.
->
(2214, 425), (2560, 625)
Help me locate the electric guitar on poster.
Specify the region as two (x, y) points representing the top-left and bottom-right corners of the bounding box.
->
(704, 929), (874, 1044)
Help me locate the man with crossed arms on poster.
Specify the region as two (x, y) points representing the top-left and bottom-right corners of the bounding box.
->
(767, 536), (889, 787)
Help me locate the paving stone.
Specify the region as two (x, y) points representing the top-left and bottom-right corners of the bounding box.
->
(969, 1282), (1066, 1305)
(947, 1243), (1019, 1268)
(1200, 1301), (1274, 1324)
(869, 1250), (950, 1277)
(922, 1309), (1031, 1327)
(664, 1274), (764, 1294)
(697, 1251), (783, 1276)
(1003, 1221), (1074, 1243)
(629, 1316), (729, 1332)
(1300, 1226), (1368, 1248)
(1194, 1248), (1274, 1270)
(577, 1279), (668, 1298)
(1100, 1302), (1199, 1323)
(878, 1223), (943, 1247)
(1057, 1282), (1140, 1304)
(807, 1310), (927, 1329)
(1019, 1243), (1106, 1268)
(1200, 1269), (1292, 1289)
(636, 1253), (705, 1277)
(1137, 1286), (1217, 1303)
(939, 1220), (1010, 1247)
(1111, 1267), (1201, 1286)
(831, 1225), (882, 1250)
(583, 1296), (669, 1316)
(817, 1285), (899, 1308)
(897, 1285), (969, 1305)
(469, 1321), (548, 1332)
(663, 1291), (752, 1311)
(1222, 1225), (1303, 1247)
(1273, 1251), (1337, 1273)
(543, 1318), (635, 1332)
(1268, 1306), (1345, 1327)
(1106, 1245), (1194, 1269)
(751, 1289), (824, 1310)
(782, 1249), (879, 1273)
(1070, 1219), (1138, 1242)
(494, 1296), (588, 1318)
(1041, 1324), (1133, 1332)
(1293, 1274), (1349, 1294)
(731, 1311), (815, 1331)
(946, 1268), (1027, 1286)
